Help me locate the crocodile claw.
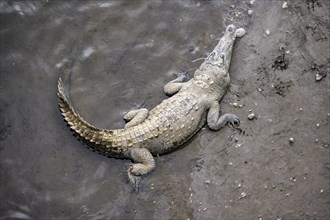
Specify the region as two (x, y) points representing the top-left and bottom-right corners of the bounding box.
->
(128, 165), (141, 192)
(226, 114), (240, 127)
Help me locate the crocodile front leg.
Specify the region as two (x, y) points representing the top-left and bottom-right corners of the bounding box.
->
(127, 147), (155, 191)
(164, 72), (188, 96)
(207, 101), (240, 130)
(123, 108), (149, 128)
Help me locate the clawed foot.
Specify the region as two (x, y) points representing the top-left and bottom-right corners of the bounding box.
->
(224, 113), (240, 127)
(127, 164), (142, 192)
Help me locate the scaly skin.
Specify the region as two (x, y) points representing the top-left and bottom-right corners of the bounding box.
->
(58, 24), (245, 190)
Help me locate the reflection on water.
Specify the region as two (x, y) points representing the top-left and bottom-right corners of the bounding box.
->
(0, 1), (250, 219)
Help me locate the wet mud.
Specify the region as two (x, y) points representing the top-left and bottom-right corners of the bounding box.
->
(0, 1), (329, 219)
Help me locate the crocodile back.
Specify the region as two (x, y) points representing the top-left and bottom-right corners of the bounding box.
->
(112, 91), (207, 155)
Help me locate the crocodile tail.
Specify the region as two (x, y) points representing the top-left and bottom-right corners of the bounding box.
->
(57, 78), (113, 147)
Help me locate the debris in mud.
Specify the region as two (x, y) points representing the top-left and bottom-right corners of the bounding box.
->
(282, 2), (288, 9)
(311, 63), (327, 81)
(230, 102), (244, 108)
(315, 73), (326, 81)
(248, 113), (256, 120)
(239, 192), (247, 199)
(272, 50), (289, 71)
(289, 137), (294, 143)
(249, 0), (256, 5)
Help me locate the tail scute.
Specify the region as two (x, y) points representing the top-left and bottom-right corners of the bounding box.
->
(57, 78), (112, 146)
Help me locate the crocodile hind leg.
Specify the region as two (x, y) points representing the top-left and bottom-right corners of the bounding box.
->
(127, 147), (155, 191)
(124, 108), (149, 128)
(164, 72), (188, 96)
(207, 101), (240, 130)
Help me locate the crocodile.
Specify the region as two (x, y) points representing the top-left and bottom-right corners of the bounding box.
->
(58, 24), (245, 190)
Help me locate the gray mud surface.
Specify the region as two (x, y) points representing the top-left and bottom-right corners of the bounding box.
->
(1, 1), (329, 219)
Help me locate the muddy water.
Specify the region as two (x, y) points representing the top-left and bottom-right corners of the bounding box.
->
(1, 0), (330, 220)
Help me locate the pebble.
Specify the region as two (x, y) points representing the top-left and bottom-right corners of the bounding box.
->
(265, 29), (270, 35)
(282, 1), (288, 9)
(205, 180), (211, 184)
(289, 137), (294, 143)
(316, 123), (320, 127)
(248, 113), (255, 120)
(250, 0), (256, 5)
(315, 139), (319, 143)
(315, 73), (324, 81)
(239, 192), (247, 199)
(248, 10), (253, 15)
(258, 88), (262, 92)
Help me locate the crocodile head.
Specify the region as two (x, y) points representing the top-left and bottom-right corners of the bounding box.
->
(202, 24), (245, 72)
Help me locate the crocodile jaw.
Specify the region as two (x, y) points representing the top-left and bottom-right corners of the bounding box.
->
(203, 24), (245, 72)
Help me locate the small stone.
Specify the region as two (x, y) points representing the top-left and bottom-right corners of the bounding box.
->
(230, 5), (235, 8)
(232, 102), (238, 107)
(237, 183), (242, 188)
(282, 1), (288, 9)
(320, 189), (324, 193)
(203, 208), (207, 211)
(316, 123), (320, 127)
(209, 34), (215, 40)
(205, 180), (211, 184)
(316, 73), (323, 81)
(239, 104), (243, 108)
(248, 10), (253, 15)
(250, 0), (256, 5)
(289, 137), (294, 143)
(248, 113), (255, 120)
(240, 192), (247, 198)
(249, 109), (253, 112)
(258, 88), (262, 92)
(299, 108), (303, 111)
(265, 29), (270, 35)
